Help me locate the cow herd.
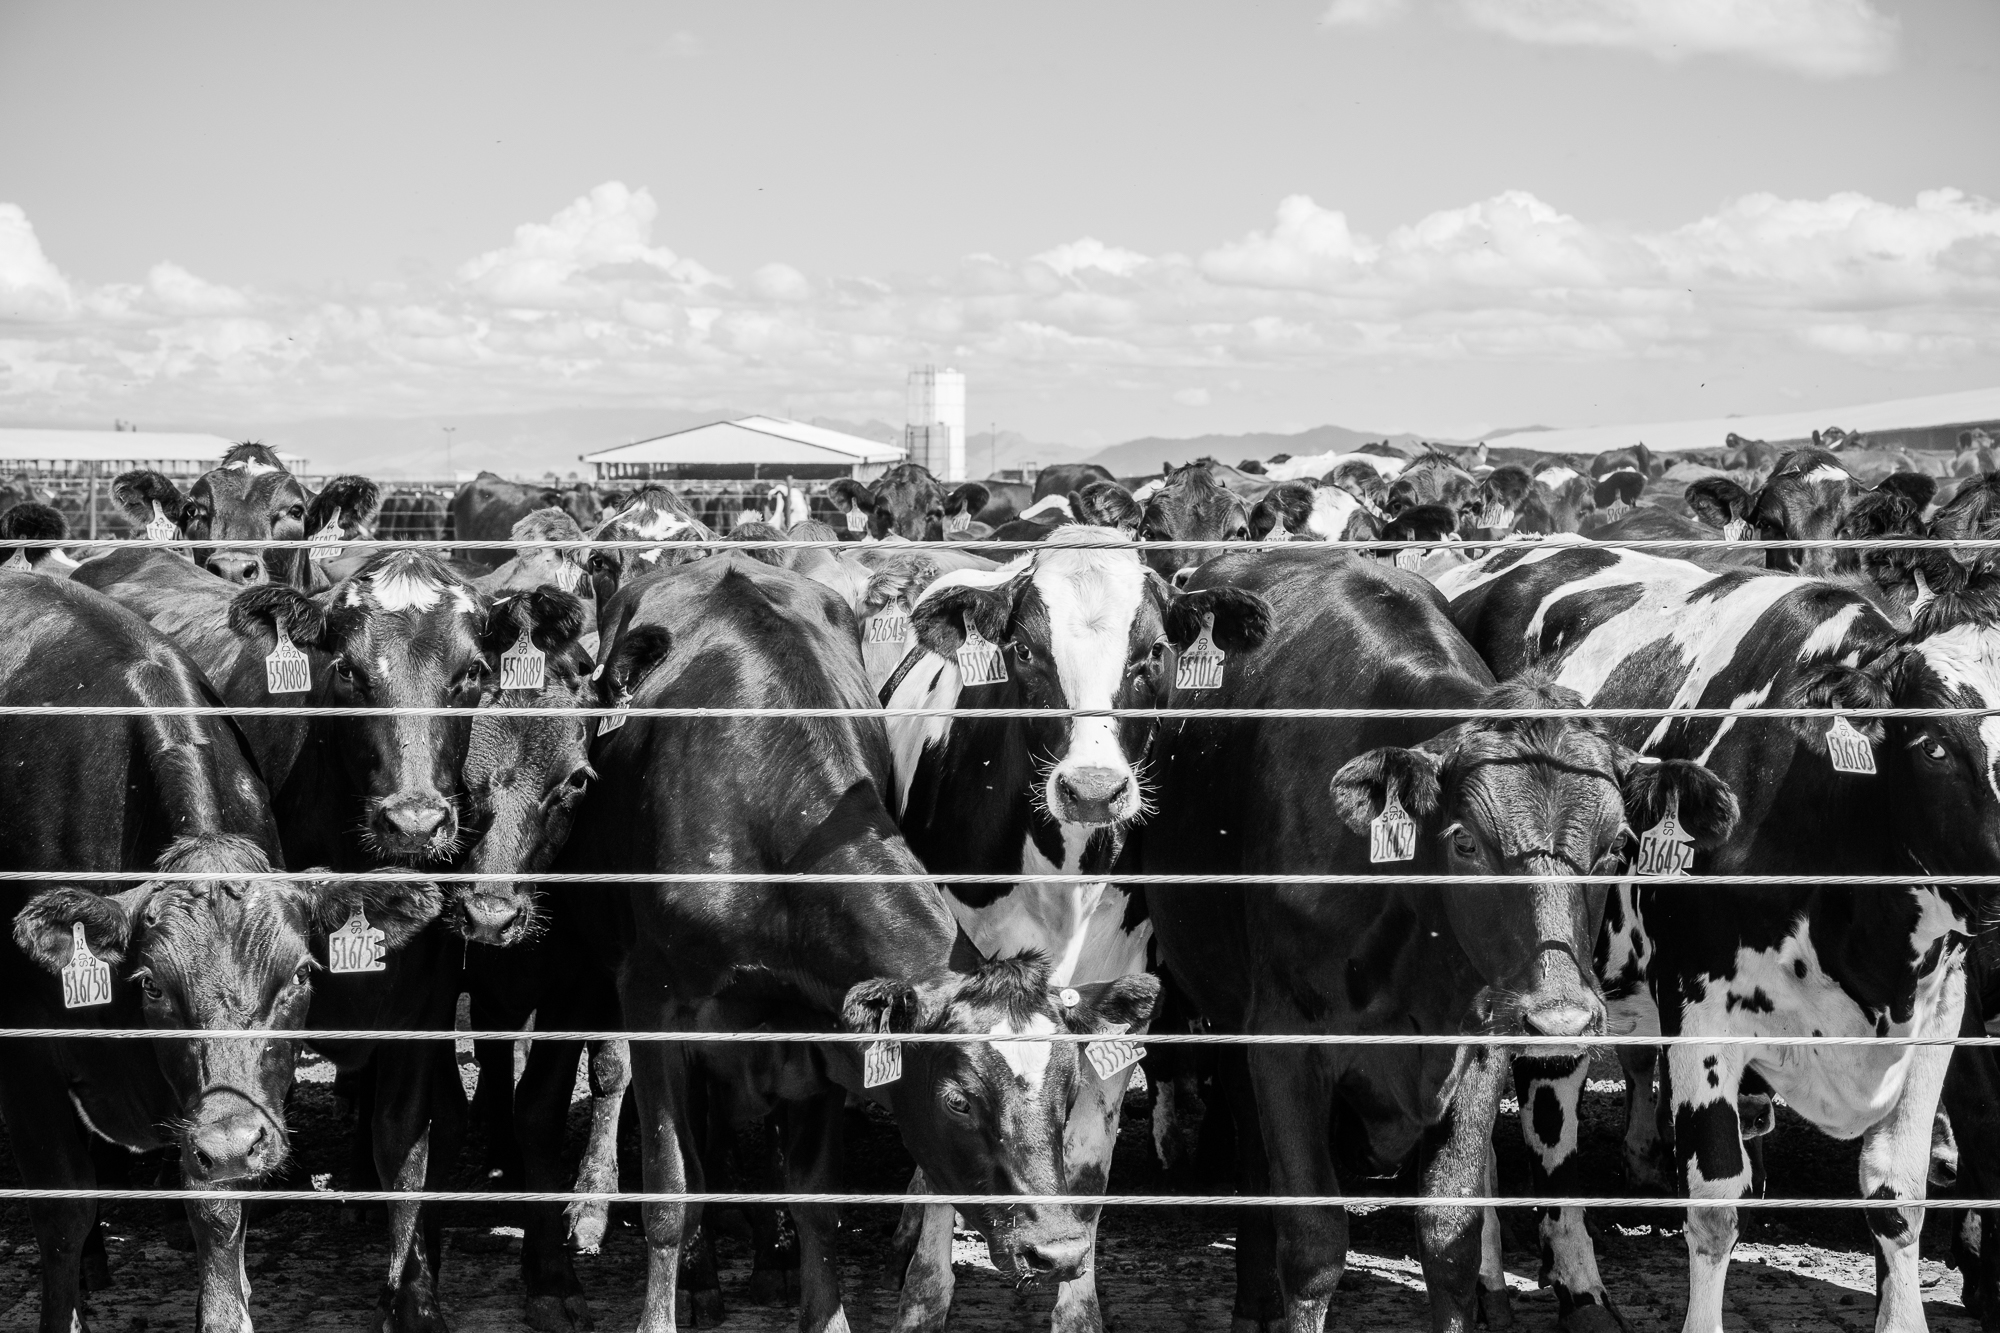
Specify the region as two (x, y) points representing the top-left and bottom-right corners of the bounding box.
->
(1, 428), (1998, 1333)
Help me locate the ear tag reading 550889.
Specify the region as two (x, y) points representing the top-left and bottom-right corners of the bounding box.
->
(265, 630), (311, 694)
(500, 638), (546, 691)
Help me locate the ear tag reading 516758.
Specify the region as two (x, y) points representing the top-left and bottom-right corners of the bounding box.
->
(62, 923), (112, 1009)
(863, 1039), (902, 1088)
(1176, 613), (1226, 692)
(146, 501), (178, 544)
(1369, 777), (1418, 863)
(1635, 792), (1695, 877)
(957, 625), (1008, 687)
(328, 911), (387, 974)
(500, 639), (547, 691)
(1826, 715), (1877, 775)
(265, 630), (311, 694)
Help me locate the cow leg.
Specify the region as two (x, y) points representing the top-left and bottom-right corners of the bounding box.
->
(1513, 1055), (1619, 1331)
(369, 1038), (460, 1333)
(741, 1112), (801, 1306)
(890, 1171), (956, 1333)
(1615, 1046), (1670, 1192)
(1050, 1057), (1139, 1333)
(467, 942), (530, 1187)
(1217, 1044), (1282, 1333)
(673, 1069), (724, 1328)
(1475, 1145), (1513, 1331)
(1415, 1045), (1508, 1333)
(515, 1033), (592, 1331)
(1665, 1043), (1751, 1333)
(630, 1031), (700, 1333)
(783, 1086), (853, 1333)
(0, 1048), (97, 1333)
(1860, 956), (1964, 1332)
(186, 1192), (253, 1333)
(568, 1038), (631, 1256)
(1247, 1043), (1345, 1332)
(340, 1062), (386, 1227)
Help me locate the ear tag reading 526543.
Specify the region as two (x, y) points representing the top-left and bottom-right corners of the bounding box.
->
(62, 923), (112, 1009)
(328, 911), (387, 974)
(1635, 792), (1695, 877)
(500, 639), (547, 691)
(863, 1039), (902, 1088)
(145, 501), (178, 544)
(265, 630), (311, 694)
(957, 625), (1008, 687)
(1176, 613), (1226, 692)
(1369, 777), (1418, 863)
(1826, 715), (1877, 775)
(866, 603), (910, 645)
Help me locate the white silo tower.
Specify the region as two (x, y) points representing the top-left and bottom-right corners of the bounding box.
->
(904, 365), (966, 481)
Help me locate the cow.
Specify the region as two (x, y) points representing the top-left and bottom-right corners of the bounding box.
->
(1132, 462), (1254, 584)
(1033, 461), (1116, 500)
(113, 444), (380, 589)
(795, 543), (997, 694)
(1248, 479), (1379, 544)
(948, 478), (1033, 528)
(829, 463), (950, 541)
(376, 492), (450, 544)
(1138, 545), (1732, 1332)
(1465, 463), (1591, 538)
(495, 551), (1160, 1331)
(0, 571), (445, 1333)
(1386, 451), (1479, 518)
(0, 501), (78, 574)
(1747, 446), (1927, 582)
(451, 473), (599, 571)
(582, 484), (713, 606)
(0, 471), (45, 517)
(1587, 445), (1655, 518)
(1940, 938), (2000, 1327)
(1438, 540), (1989, 1332)
(1955, 429), (1999, 478)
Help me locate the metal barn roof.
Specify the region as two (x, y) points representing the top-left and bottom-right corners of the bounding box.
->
(581, 416), (905, 468)
(0, 428), (308, 472)
(1479, 386), (2000, 456)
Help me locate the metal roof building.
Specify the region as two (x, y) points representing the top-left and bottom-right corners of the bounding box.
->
(0, 428), (308, 477)
(580, 416), (904, 482)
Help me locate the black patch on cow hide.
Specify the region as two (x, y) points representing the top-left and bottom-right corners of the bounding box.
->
(1674, 1098), (1745, 1186)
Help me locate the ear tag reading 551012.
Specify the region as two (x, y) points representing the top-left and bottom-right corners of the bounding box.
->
(1369, 777), (1418, 863)
(957, 625), (1008, 687)
(863, 1040), (902, 1088)
(1826, 715), (1876, 775)
(62, 924), (112, 1009)
(1176, 613), (1225, 692)
(265, 630), (311, 694)
(328, 911), (387, 974)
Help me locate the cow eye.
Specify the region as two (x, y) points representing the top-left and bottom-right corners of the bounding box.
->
(292, 960), (312, 987)
(138, 973), (163, 1001)
(1447, 826), (1478, 859)
(288, 505), (305, 520)
(1011, 641), (1036, 666)
(332, 659), (354, 680)
(941, 1086), (972, 1117)
(1913, 735), (1949, 762)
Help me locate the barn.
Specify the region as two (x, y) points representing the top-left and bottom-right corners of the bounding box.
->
(580, 414), (904, 483)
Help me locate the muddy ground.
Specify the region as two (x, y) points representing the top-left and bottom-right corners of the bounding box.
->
(0, 1045), (1984, 1332)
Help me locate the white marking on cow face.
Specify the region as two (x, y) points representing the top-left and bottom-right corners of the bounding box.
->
(1537, 466), (1580, 489)
(1020, 495), (1073, 522)
(1795, 603), (1866, 662)
(224, 459), (279, 476)
(1910, 621), (2000, 804)
(1031, 531), (1147, 825)
(1802, 464), (1852, 486)
(989, 1013), (1058, 1094)
(1305, 486), (1362, 540)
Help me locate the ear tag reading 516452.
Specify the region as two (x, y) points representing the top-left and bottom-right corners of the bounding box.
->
(500, 639), (547, 691)
(1826, 715), (1877, 775)
(1369, 777), (1418, 864)
(265, 630), (311, 694)
(146, 501), (178, 544)
(1176, 613), (1226, 692)
(863, 1039), (902, 1088)
(62, 923), (112, 1009)
(1635, 792), (1695, 877)
(957, 625), (1008, 687)
(328, 911), (387, 974)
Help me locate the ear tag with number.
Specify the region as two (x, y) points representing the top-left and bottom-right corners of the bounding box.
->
(1394, 546), (1424, 572)
(863, 1039), (902, 1088)
(62, 923), (113, 1009)
(1722, 518), (1749, 542)
(327, 911), (387, 974)
(1175, 613), (1225, 692)
(865, 603), (910, 645)
(597, 701), (631, 736)
(2, 549), (26, 572)
(845, 509), (868, 533)
(500, 638), (547, 691)
(1487, 506), (1516, 532)
(309, 519), (344, 562)
(1085, 1022), (1146, 1080)
(1634, 791), (1695, 877)
(957, 625), (1008, 687)
(265, 630), (311, 694)
(1826, 715), (1877, 775)
(145, 501), (178, 544)
(944, 511), (972, 535)
(1369, 777), (1418, 863)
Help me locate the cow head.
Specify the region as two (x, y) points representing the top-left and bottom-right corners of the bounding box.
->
(911, 528), (1271, 826)
(831, 464), (948, 541)
(584, 486), (711, 605)
(0, 501), (70, 572)
(1386, 454), (1479, 518)
(1136, 463), (1251, 584)
(1749, 447), (1860, 574)
(228, 551), (495, 860)
(485, 507), (590, 597)
(1331, 678), (1737, 1041)
(11, 835), (439, 1183)
(1249, 480), (1379, 544)
(455, 586), (593, 946)
(1589, 447), (1652, 510)
(841, 954), (1159, 1282)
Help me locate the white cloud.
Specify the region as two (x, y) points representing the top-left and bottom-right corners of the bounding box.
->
(1320, 0), (1411, 27)
(0, 204), (78, 322)
(1173, 387), (1212, 407)
(456, 181), (721, 308)
(1033, 238), (1152, 278)
(1460, 0), (1898, 76)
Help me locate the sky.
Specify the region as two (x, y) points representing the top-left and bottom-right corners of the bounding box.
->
(3, 0), (1998, 453)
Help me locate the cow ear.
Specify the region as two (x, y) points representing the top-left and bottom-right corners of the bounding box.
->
(598, 623), (673, 707)
(1058, 973), (1160, 1035)
(1684, 479), (1751, 528)
(306, 476), (381, 537)
(227, 584), (329, 651)
(862, 555), (943, 617)
(12, 886), (144, 974)
(1075, 482), (1140, 533)
(111, 470), (187, 528)
(1166, 586), (1271, 653)
(485, 586), (586, 659)
(1616, 753), (1740, 848)
(291, 870), (443, 953)
(840, 978), (924, 1036)
(1330, 746), (1444, 834)
(946, 482), (990, 519)
(911, 579), (1017, 658)
(828, 478), (873, 511)
(1784, 658), (1896, 747)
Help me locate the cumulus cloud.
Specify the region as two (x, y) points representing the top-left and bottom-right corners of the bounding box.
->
(1320, 0), (1411, 27)
(1, 180), (1995, 425)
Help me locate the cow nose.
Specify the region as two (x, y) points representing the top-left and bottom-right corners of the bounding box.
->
(380, 799), (452, 840)
(1171, 565), (1196, 589)
(460, 889), (524, 945)
(186, 1112), (271, 1184)
(1020, 1233), (1090, 1282)
(1520, 1003), (1597, 1039)
(205, 552), (262, 583)
(1054, 766), (1135, 825)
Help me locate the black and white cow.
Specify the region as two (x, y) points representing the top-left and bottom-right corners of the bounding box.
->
(1247, 478), (1380, 544)
(1134, 462), (1254, 584)
(1439, 539), (1988, 1332)
(880, 525), (1269, 1331)
(1747, 445), (1926, 580)
(1139, 546), (1733, 1332)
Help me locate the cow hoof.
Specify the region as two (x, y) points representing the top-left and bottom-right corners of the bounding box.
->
(748, 1267), (801, 1305)
(1229, 1319), (1280, 1333)
(675, 1287), (726, 1326)
(568, 1207), (609, 1255)
(525, 1294), (595, 1332)
(1476, 1284), (1514, 1329)
(1558, 1303), (1626, 1333)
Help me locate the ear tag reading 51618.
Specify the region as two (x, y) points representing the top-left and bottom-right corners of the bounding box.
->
(865, 603), (910, 645)
(863, 1039), (902, 1088)
(1826, 715), (1877, 775)
(309, 519), (344, 562)
(265, 630), (311, 694)
(145, 501), (178, 544)
(328, 911), (387, 974)
(62, 923), (112, 1009)
(500, 639), (547, 691)
(1635, 792), (1695, 877)
(1369, 777), (1418, 864)
(1176, 613), (1225, 692)
(957, 625), (1008, 687)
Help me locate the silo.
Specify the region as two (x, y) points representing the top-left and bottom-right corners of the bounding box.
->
(904, 365), (967, 481)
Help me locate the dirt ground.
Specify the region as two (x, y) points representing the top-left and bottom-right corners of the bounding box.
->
(0, 1046), (1984, 1333)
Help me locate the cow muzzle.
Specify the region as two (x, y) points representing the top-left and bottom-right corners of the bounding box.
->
(1049, 764), (1138, 827)
(204, 550), (265, 584)
(1512, 943), (1605, 1043)
(372, 795), (459, 858)
(182, 1093), (284, 1184)
(986, 1211), (1093, 1285)
(457, 884), (534, 946)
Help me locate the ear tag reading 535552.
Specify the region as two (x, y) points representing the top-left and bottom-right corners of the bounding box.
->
(957, 625), (1008, 687)
(328, 911), (387, 974)
(146, 501), (178, 544)
(265, 630), (311, 694)
(1369, 777), (1418, 863)
(863, 1040), (902, 1088)
(1635, 792), (1695, 877)
(500, 639), (547, 691)
(1826, 715), (1877, 775)
(310, 519), (344, 562)
(845, 509), (868, 533)
(62, 923), (112, 1009)
(1176, 613), (1225, 692)
(865, 604), (910, 645)
(1085, 1023), (1147, 1081)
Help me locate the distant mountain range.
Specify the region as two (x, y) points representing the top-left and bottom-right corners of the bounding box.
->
(1076, 426), (1445, 478)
